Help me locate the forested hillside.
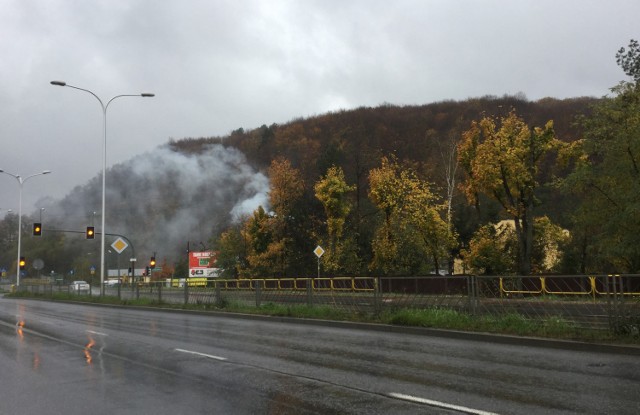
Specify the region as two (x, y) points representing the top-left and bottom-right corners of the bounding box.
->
(169, 94), (600, 277)
(174, 94), (593, 194)
(5, 82), (640, 281)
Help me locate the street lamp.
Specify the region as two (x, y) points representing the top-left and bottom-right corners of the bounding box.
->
(0, 169), (51, 286)
(50, 80), (154, 295)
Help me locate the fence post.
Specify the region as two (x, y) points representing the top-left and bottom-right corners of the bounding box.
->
(256, 280), (262, 307)
(158, 283), (162, 303)
(136, 283), (140, 300)
(607, 274), (625, 333)
(467, 275), (478, 315)
(184, 281), (189, 305)
(307, 278), (313, 306)
(215, 282), (221, 306)
(374, 277), (381, 316)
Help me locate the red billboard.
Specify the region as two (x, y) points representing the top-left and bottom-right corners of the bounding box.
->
(189, 251), (219, 277)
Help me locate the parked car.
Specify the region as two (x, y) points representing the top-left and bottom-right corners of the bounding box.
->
(70, 280), (90, 293)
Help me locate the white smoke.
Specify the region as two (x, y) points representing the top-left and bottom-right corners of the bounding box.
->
(45, 143), (269, 261)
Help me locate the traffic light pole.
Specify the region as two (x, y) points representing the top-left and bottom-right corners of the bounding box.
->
(46, 228), (135, 292)
(0, 169), (51, 287)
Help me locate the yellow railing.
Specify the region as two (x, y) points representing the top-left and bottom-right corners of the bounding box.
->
(312, 277), (375, 291)
(499, 275), (640, 298)
(210, 277), (376, 292)
(170, 275), (637, 297)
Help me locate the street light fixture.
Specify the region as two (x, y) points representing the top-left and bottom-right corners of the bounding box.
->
(0, 169), (51, 286)
(50, 80), (154, 295)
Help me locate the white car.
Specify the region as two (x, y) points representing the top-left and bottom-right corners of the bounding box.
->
(70, 280), (90, 293)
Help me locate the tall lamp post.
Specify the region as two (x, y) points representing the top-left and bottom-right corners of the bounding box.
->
(50, 81), (154, 295)
(0, 169), (51, 286)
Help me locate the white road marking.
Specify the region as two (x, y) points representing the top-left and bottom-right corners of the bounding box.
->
(86, 330), (108, 336)
(174, 348), (227, 361)
(388, 393), (500, 415)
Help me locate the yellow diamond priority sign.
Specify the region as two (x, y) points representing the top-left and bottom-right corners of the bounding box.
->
(314, 245), (325, 258)
(111, 237), (128, 254)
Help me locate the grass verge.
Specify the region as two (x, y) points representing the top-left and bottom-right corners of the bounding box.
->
(4, 291), (638, 345)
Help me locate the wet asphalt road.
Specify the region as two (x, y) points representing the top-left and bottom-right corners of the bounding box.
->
(0, 297), (639, 415)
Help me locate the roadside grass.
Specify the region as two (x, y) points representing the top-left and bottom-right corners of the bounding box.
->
(381, 307), (588, 338)
(4, 290), (636, 344)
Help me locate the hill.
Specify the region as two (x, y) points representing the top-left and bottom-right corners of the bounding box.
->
(2, 95), (598, 280)
(173, 94), (594, 198)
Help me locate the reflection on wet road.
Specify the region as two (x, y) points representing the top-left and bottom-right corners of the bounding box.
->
(0, 297), (638, 415)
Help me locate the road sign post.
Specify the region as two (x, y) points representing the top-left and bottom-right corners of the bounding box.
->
(313, 245), (325, 279)
(130, 258), (136, 288)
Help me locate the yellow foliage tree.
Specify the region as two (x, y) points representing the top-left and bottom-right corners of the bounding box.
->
(243, 158), (305, 277)
(314, 166), (359, 273)
(458, 111), (560, 274)
(369, 156), (453, 274)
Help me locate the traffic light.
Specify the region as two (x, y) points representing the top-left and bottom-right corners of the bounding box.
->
(86, 226), (95, 239)
(149, 256), (156, 268)
(33, 222), (42, 236)
(19, 257), (26, 270)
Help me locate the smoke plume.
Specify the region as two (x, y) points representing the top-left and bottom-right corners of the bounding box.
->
(42, 144), (269, 263)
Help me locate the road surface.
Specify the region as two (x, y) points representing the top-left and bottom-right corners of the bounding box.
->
(0, 297), (638, 414)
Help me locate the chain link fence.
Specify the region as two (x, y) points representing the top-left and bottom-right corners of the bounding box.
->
(11, 274), (640, 334)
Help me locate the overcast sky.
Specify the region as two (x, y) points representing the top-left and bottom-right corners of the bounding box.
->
(1, 0), (639, 216)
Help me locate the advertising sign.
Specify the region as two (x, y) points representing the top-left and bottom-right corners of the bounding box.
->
(189, 251), (219, 278)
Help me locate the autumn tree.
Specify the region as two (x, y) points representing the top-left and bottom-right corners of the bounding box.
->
(463, 217), (568, 275)
(530, 216), (570, 274)
(368, 156), (404, 273)
(314, 166), (360, 273)
(368, 156), (453, 275)
(269, 158), (305, 221)
(424, 127), (465, 274)
(563, 44), (640, 272)
(215, 222), (247, 278)
(425, 127), (461, 227)
(0, 213), (19, 273)
(462, 223), (516, 275)
(153, 259), (175, 282)
(458, 110), (560, 275)
(315, 166), (353, 240)
(403, 175), (456, 274)
(216, 158), (314, 278)
(235, 158), (309, 277)
(242, 205), (276, 277)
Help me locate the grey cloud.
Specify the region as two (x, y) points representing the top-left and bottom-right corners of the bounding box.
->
(1, 0), (639, 216)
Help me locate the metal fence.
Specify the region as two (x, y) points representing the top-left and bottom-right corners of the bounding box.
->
(11, 274), (640, 334)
